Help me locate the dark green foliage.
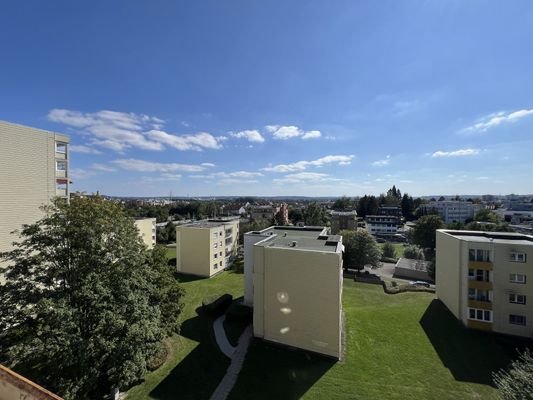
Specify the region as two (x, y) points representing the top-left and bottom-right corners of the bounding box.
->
(474, 209), (501, 223)
(403, 245), (425, 260)
(382, 242), (396, 259)
(0, 197), (183, 399)
(493, 349), (533, 400)
(401, 194), (415, 221)
(303, 203), (328, 226)
(288, 208), (304, 225)
(341, 230), (382, 269)
(239, 220), (271, 243)
(356, 195), (379, 218)
(333, 196), (355, 211)
(412, 215), (444, 249)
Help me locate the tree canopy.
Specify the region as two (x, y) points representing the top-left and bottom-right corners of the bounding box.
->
(493, 349), (533, 400)
(0, 197), (183, 399)
(340, 230), (382, 269)
(303, 202), (328, 226)
(412, 214), (444, 249)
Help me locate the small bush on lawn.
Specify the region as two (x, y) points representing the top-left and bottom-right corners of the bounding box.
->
(203, 294), (233, 317)
(226, 302), (253, 323)
(147, 341), (169, 371)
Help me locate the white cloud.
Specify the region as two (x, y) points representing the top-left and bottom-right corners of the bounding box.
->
(113, 158), (210, 173)
(231, 130), (265, 143)
(213, 171), (264, 179)
(372, 155), (390, 167)
(301, 130), (322, 140)
(266, 125), (322, 140)
(201, 163), (216, 167)
(463, 108), (533, 133)
(273, 172), (346, 184)
(147, 130), (222, 151)
(70, 144), (102, 154)
(91, 163), (117, 172)
(48, 108), (224, 152)
(431, 148), (481, 158)
(262, 155), (354, 173)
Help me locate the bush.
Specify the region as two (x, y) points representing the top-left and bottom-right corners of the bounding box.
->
(147, 341), (169, 371)
(226, 302), (253, 323)
(382, 242), (396, 259)
(404, 245), (424, 260)
(381, 257), (397, 263)
(203, 294), (233, 317)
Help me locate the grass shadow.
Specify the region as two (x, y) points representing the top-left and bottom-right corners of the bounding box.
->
(175, 272), (206, 283)
(228, 339), (336, 400)
(149, 307), (229, 400)
(420, 299), (531, 386)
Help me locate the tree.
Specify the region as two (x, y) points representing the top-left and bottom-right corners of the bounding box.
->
(288, 208), (304, 225)
(303, 202), (328, 226)
(382, 242), (396, 259)
(401, 194), (415, 221)
(412, 215), (444, 249)
(340, 230), (381, 270)
(403, 245), (424, 260)
(493, 349), (533, 400)
(356, 195), (379, 218)
(0, 197), (183, 399)
(333, 196), (354, 211)
(474, 209), (501, 224)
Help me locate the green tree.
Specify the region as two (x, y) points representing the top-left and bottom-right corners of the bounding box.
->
(303, 202), (328, 226)
(493, 349), (533, 400)
(0, 197), (183, 399)
(164, 221), (176, 243)
(340, 230), (382, 270)
(356, 195), (379, 218)
(333, 196), (354, 211)
(401, 193), (415, 221)
(412, 214), (444, 249)
(403, 245), (424, 260)
(288, 208), (304, 225)
(474, 209), (501, 224)
(382, 242), (396, 259)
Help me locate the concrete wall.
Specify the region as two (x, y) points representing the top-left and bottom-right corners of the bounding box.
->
(244, 232), (271, 305)
(0, 364), (63, 400)
(253, 246), (343, 358)
(436, 231), (463, 319)
(0, 121), (69, 272)
(134, 218), (156, 248)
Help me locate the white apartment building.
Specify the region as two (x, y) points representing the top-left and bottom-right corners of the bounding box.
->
(421, 201), (484, 224)
(365, 215), (399, 235)
(436, 230), (533, 337)
(0, 120), (70, 259)
(176, 217), (239, 277)
(133, 218), (157, 248)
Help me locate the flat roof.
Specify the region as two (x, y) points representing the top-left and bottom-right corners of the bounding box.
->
(182, 218), (238, 229)
(439, 229), (533, 245)
(247, 226), (341, 252)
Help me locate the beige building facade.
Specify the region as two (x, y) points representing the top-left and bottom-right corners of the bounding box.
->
(0, 364), (63, 400)
(244, 226), (344, 359)
(133, 218), (156, 248)
(330, 210), (357, 234)
(436, 230), (533, 337)
(176, 218), (239, 277)
(0, 120), (70, 260)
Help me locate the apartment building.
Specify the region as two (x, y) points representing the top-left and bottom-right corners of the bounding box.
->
(0, 120), (70, 259)
(133, 218), (156, 248)
(365, 215), (399, 235)
(0, 364), (63, 400)
(176, 217), (239, 277)
(244, 226), (344, 359)
(421, 201), (484, 224)
(377, 206), (402, 217)
(436, 230), (533, 337)
(330, 210), (357, 234)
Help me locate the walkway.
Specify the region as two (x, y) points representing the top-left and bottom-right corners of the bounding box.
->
(210, 316), (252, 400)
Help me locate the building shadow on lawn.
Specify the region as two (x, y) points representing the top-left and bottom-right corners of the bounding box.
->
(420, 299), (531, 386)
(149, 308), (230, 400)
(227, 339), (336, 400)
(175, 272), (206, 283)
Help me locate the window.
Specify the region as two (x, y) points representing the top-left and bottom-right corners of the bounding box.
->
(510, 273), (526, 284)
(509, 314), (526, 326)
(509, 294), (526, 304)
(55, 141), (67, 153)
(214, 243), (218, 249)
(511, 252), (527, 263)
(469, 249), (490, 262)
(219, 241), (222, 246)
(56, 160), (67, 171)
(214, 253), (218, 259)
(471, 269), (490, 282)
(468, 288), (490, 302)
(220, 261), (222, 267)
(213, 232), (218, 238)
(468, 308), (492, 322)
(213, 263), (218, 270)
(219, 251), (222, 257)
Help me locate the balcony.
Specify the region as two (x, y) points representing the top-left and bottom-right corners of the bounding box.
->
(468, 261), (493, 270)
(56, 170), (67, 178)
(468, 280), (493, 290)
(225, 229), (232, 238)
(56, 188), (67, 197)
(467, 319), (492, 331)
(468, 299), (492, 310)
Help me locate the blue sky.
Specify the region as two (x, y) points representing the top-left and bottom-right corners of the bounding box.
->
(1, 1), (533, 197)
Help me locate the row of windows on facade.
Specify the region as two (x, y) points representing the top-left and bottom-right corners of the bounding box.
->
(468, 269), (526, 283)
(468, 249), (527, 263)
(468, 288), (526, 304)
(213, 261), (223, 269)
(468, 308), (527, 326)
(214, 251), (223, 259)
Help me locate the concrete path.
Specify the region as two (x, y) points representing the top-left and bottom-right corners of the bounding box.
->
(213, 315), (236, 358)
(210, 323), (253, 400)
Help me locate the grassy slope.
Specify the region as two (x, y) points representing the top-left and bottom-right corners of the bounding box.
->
(126, 271), (244, 400)
(229, 281), (521, 400)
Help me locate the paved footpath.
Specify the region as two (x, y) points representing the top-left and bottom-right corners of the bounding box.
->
(210, 319), (253, 400)
(213, 315), (236, 358)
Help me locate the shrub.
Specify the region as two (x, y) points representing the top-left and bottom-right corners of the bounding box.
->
(382, 242), (396, 259)
(203, 294), (233, 317)
(404, 245), (424, 260)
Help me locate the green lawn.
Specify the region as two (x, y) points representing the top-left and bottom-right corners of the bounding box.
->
(380, 242), (405, 258)
(126, 271), (244, 400)
(127, 272), (527, 400)
(229, 281), (526, 400)
(163, 245), (176, 260)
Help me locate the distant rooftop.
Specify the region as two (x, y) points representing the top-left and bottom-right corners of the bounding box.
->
(182, 217), (239, 229)
(331, 210), (357, 216)
(439, 229), (533, 245)
(246, 226), (342, 253)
